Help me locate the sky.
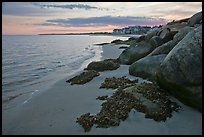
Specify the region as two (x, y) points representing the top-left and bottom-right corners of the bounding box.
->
(2, 2), (202, 35)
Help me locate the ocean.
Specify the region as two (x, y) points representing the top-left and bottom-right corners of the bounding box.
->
(2, 35), (128, 104)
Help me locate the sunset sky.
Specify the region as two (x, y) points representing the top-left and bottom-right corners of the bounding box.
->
(2, 2), (202, 35)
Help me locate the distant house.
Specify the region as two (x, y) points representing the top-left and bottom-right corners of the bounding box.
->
(112, 25), (153, 35)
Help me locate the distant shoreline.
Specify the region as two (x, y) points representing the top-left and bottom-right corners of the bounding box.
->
(38, 33), (142, 38)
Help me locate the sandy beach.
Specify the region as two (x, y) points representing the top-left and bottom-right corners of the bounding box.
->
(2, 43), (202, 135)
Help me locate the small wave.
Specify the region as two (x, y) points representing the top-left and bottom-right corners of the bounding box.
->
(36, 67), (47, 70)
(3, 61), (17, 65)
(57, 64), (66, 68)
(52, 61), (62, 63)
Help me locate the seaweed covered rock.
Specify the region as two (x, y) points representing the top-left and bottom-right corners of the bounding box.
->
(118, 41), (154, 65)
(85, 59), (120, 72)
(156, 25), (202, 111)
(76, 89), (138, 131)
(111, 37), (137, 46)
(125, 83), (180, 121)
(66, 70), (100, 85)
(129, 54), (167, 81)
(100, 76), (138, 89)
(77, 83), (180, 132)
(96, 95), (108, 101)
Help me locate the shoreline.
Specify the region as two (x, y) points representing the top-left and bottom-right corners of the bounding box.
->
(2, 43), (202, 135)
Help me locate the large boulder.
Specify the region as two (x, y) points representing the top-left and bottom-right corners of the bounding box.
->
(148, 26), (194, 56)
(129, 54), (167, 81)
(156, 25), (202, 111)
(118, 41), (154, 65)
(157, 28), (178, 43)
(188, 11), (202, 26)
(149, 36), (164, 48)
(145, 29), (161, 41)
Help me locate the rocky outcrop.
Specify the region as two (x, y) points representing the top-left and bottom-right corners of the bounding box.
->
(156, 25), (202, 111)
(148, 26), (194, 56)
(118, 41), (154, 65)
(188, 11), (202, 26)
(129, 54), (167, 81)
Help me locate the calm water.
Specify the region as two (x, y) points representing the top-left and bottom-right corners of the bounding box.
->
(2, 35), (128, 103)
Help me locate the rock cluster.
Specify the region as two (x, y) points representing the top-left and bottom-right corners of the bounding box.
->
(116, 11), (202, 111)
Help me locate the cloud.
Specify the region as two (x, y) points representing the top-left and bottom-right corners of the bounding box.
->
(38, 16), (167, 28)
(2, 2), (109, 16)
(32, 3), (109, 10)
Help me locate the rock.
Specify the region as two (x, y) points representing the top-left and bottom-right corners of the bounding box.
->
(111, 39), (124, 44)
(172, 26), (194, 43)
(125, 83), (181, 122)
(148, 26), (194, 56)
(66, 70), (100, 85)
(96, 95), (108, 101)
(145, 29), (161, 41)
(119, 46), (129, 49)
(94, 43), (110, 46)
(157, 28), (178, 43)
(156, 25), (202, 111)
(161, 30), (178, 43)
(135, 35), (145, 43)
(188, 11), (202, 26)
(129, 54), (167, 81)
(149, 36), (164, 48)
(118, 41), (154, 65)
(85, 59), (120, 71)
(111, 38), (137, 46)
(148, 40), (176, 56)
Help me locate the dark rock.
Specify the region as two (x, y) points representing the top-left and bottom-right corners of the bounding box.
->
(145, 29), (161, 41)
(135, 35), (145, 43)
(66, 70), (100, 85)
(188, 11), (202, 26)
(111, 38), (137, 46)
(119, 46), (129, 49)
(149, 36), (164, 48)
(161, 30), (178, 43)
(111, 39), (124, 44)
(85, 59), (120, 72)
(94, 43), (110, 46)
(148, 40), (176, 56)
(156, 25), (202, 111)
(118, 41), (154, 65)
(100, 76), (138, 89)
(129, 54), (167, 81)
(96, 95), (108, 101)
(157, 28), (178, 43)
